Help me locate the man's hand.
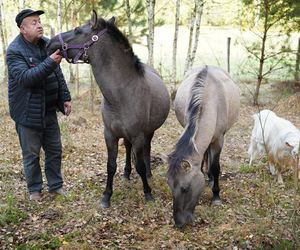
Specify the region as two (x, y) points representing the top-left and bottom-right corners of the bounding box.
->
(50, 49), (63, 64)
(64, 101), (72, 116)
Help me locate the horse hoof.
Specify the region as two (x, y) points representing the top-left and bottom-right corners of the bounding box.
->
(100, 197), (110, 209)
(211, 199), (222, 206)
(145, 193), (155, 202)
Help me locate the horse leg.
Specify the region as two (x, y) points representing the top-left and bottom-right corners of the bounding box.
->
(205, 146), (214, 188)
(133, 136), (154, 202)
(123, 138), (132, 180)
(209, 137), (224, 206)
(144, 132), (154, 178)
(101, 129), (119, 208)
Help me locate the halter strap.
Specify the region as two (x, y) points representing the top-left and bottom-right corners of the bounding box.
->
(58, 28), (107, 64)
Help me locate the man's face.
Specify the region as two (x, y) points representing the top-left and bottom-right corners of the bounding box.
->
(20, 15), (43, 43)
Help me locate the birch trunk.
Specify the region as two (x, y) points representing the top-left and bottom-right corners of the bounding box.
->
(89, 67), (96, 113)
(171, 0), (180, 92)
(125, 0), (133, 43)
(57, 0), (62, 32)
(68, 5), (76, 84)
(189, 0), (204, 69)
(146, 0), (155, 67)
(0, 0), (7, 84)
(184, 1), (197, 74)
(18, 0), (25, 11)
(295, 38), (300, 82)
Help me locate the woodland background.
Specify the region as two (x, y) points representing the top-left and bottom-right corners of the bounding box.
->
(0, 0), (300, 249)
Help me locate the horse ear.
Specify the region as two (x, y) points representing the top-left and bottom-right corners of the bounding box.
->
(180, 160), (192, 173)
(91, 10), (98, 29)
(107, 16), (115, 25)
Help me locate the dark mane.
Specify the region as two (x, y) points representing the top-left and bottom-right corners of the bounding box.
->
(168, 66), (208, 176)
(99, 18), (144, 75)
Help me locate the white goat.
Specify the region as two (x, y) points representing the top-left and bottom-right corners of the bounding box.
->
(248, 109), (300, 185)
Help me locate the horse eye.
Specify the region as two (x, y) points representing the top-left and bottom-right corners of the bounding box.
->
(74, 27), (82, 34)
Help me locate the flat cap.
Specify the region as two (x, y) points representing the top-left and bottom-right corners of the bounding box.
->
(15, 9), (44, 27)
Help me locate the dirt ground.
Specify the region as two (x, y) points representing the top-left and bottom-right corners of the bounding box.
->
(0, 84), (299, 249)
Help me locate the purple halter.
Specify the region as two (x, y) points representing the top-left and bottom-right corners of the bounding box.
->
(58, 28), (107, 64)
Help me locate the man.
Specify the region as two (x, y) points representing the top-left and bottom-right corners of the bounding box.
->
(6, 9), (72, 201)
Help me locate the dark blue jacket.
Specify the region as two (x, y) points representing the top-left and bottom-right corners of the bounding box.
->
(6, 34), (71, 128)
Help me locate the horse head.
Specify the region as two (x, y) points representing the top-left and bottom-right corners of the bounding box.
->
(47, 10), (114, 63)
(165, 156), (205, 228)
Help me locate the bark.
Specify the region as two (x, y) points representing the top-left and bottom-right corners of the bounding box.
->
(146, 0), (155, 67)
(75, 64), (79, 97)
(227, 37), (231, 73)
(253, 0), (269, 106)
(18, 0), (25, 11)
(0, 0), (7, 84)
(57, 0), (62, 32)
(171, 0), (180, 91)
(125, 0), (133, 43)
(295, 38), (300, 82)
(184, 2), (197, 74)
(68, 4), (76, 84)
(189, 0), (204, 69)
(89, 67), (96, 113)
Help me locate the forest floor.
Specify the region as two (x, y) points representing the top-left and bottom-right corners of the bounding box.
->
(0, 82), (299, 250)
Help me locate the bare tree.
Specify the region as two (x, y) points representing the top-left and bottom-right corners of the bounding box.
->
(124, 0), (133, 43)
(89, 67), (96, 113)
(18, 0), (25, 11)
(171, 0), (180, 95)
(184, 2), (197, 74)
(57, 0), (62, 32)
(189, 0), (204, 68)
(184, 0), (204, 74)
(146, 0), (155, 67)
(0, 0), (7, 84)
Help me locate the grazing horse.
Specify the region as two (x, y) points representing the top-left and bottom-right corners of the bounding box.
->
(47, 11), (170, 208)
(166, 66), (240, 227)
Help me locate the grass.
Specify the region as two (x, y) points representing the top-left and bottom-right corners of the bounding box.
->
(0, 92), (300, 249)
(239, 163), (257, 174)
(0, 195), (27, 227)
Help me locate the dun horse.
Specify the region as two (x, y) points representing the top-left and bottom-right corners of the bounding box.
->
(165, 66), (240, 227)
(47, 11), (170, 208)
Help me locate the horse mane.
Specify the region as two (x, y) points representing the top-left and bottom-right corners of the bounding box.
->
(168, 66), (208, 176)
(98, 18), (144, 76)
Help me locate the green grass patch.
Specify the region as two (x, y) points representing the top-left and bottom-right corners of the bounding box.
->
(0, 195), (28, 226)
(273, 239), (297, 250)
(20, 233), (62, 250)
(240, 164), (257, 174)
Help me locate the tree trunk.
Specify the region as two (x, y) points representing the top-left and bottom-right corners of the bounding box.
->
(295, 38), (300, 82)
(227, 37), (231, 73)
(68, 5), (77, 84)
(18, 0), (25, 11)
(125, 0), (133, 43)
(253, 0), (268, 106)
(0, 0), (7, 84)
(171, 0), (180, 95)
(89, 66), (95, 113)
(57, 0), (62, 32)
(189, 0), (204, 68)
(184, 1), (197, 75)
(146, 0), (155, 67)
(75, 64), (79, 97)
